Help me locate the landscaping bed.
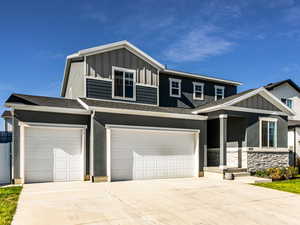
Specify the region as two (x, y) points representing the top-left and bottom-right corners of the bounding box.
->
(0, 186), (22, 225)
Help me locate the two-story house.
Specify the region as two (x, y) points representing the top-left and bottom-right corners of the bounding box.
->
(265, 80), (300, 166)
(4, 41), (294, 184)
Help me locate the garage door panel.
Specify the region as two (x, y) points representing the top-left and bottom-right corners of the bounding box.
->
(111, 128), (197, 181)
(25, 127), (83, 183)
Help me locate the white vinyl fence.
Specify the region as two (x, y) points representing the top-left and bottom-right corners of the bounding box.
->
(0, 143), (10, 184)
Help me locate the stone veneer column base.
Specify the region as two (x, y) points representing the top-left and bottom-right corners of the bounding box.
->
(92, 176), (108, 182)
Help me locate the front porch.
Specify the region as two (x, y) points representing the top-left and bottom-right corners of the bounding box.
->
(204, 110), (291, 173)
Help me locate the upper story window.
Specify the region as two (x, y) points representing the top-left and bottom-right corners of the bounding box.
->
(260, 118), (277, 148)
(169, 78), (181, 98)
(112, 66), (136, 100)
(215, 85), (225, 101)
(193, 82), (204, 100)
(281, 98), (293, 109)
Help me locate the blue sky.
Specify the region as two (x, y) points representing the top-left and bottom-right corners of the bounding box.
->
(1, 0), (300, 128)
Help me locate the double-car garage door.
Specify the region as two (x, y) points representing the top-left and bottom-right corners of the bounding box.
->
(110, 128), (198, 181)
(23, 124), (198, 183)
(24, 126), (84, 183)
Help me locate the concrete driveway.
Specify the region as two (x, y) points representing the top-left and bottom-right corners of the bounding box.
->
(12, 176), (300, 225)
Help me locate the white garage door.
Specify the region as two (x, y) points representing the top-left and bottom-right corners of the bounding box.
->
(24, 127), (84, 183)
(110, 128), (198, 181)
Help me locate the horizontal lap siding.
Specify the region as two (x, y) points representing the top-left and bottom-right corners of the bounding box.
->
(86, 78), (157, 105)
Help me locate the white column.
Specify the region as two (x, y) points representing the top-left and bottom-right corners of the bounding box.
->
(219, 114), (228, 168)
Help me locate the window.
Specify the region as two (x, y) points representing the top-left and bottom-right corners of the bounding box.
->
(215, 85), (225, 101)
(112, 67), (136, 100)
(169, 78), (181, 97)
(193, 82), (204, 100)
(281, 98), (293, 109)
(260, 118), (277, 148)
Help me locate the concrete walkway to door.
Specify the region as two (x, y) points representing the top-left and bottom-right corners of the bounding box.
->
(12, 177), (300, 225)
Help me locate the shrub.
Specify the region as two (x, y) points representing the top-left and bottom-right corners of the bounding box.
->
(255, 167), (299, 180)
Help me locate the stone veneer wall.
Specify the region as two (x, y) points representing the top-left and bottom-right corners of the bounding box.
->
(247, 151), (290, 172)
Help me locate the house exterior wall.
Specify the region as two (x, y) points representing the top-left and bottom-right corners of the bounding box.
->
(86, 79), (157, 105)
(12, 110), (90, 179)
(86, 48), (159, 86)
(65, 61), (85, 99)
(268, 83), (300, 121)
(93, 112), (207, 177)
(159, 72), (237, 108)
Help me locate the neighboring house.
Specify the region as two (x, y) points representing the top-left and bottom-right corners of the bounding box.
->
(4, 41), (294, 184)
(265, 80), (300, 165)
(1, 111), (12, 132)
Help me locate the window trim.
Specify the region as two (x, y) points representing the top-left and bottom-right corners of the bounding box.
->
(169, 78), (181, 98)
(214, 85), (225, 101)
(112, 66), (136, 101)
(259, 117), (278, 148)
(193, 82), (204, 100)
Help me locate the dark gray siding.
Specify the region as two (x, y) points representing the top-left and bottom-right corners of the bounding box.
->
(86, 48), (158, 86)
(12, 110), (90, 179)
(86, 78), (157, 105)
(159, 73), (237, 108)
(234, 94), (281, 111)
(93, 112), (207, 177)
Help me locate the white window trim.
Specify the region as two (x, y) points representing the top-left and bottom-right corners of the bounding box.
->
(193, 82), (204, 100)
(282, 98), (293, 109)
(112, 66), (136, 101)
(259, 117), (278, 149)
(169, 78), (181, 98)
(214, 85), (225, 101)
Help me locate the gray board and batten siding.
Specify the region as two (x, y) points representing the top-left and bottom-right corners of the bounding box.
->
(159, 72), (237, 109)
(12, 110), (90, 179)
(86, 48), (159, 86)
(92, 112), (207, 177)
(234, 94), (281, 111)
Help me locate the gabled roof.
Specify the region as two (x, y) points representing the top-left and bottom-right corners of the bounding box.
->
(1, 110), (12, 118)
(5, 94), (84, 109)
(265, 79), (300, 93)
(192, 87), (295, 116)
(61, 40), (243, 96)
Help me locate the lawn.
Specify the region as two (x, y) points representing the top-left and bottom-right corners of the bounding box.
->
(254, 179), (300, 194)
(0, 186), (22, 225)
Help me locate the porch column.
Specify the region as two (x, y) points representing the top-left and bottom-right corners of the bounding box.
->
(219, 114), (228, 168)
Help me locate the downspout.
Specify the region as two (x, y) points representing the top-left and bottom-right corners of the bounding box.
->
(90, 110), (95, 181)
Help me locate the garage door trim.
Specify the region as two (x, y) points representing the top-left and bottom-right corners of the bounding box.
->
(19, 122), (86, 183)
(106, 124), (200, 182)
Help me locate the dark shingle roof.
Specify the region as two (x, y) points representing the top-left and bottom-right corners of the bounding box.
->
(1, 110), (12, 118)
(79, 98), (195, 115)
(265, 79), (300, 93)
(192, 88), (257, 111)
(5, 94), (84, 109)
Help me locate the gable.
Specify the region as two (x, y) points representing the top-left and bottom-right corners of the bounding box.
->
(269, 82), (300, 100)
(234, 94), (281, 111)
(86, 48), (159, 86)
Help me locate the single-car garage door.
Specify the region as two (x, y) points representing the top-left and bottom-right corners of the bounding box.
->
(24, 126), (84, 183)
(110, 128), (198, 181)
